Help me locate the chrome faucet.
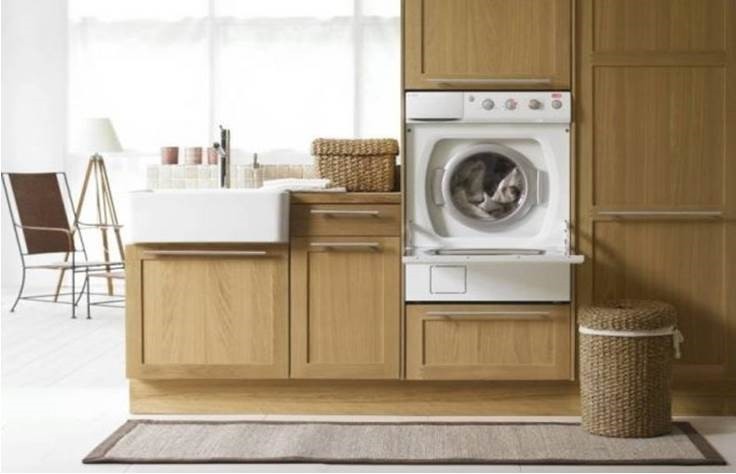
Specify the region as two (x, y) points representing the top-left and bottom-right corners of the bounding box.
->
(213, 125), (230, 188)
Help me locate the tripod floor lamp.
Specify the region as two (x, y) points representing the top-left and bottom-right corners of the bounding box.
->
(55, 118), (125, 300)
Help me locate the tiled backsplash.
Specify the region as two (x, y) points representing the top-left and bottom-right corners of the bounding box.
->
(146, 164), (318, 189)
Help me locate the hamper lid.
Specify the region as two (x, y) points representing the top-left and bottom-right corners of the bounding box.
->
(579, 299), (676, 331)
(311, 138), (399, 156)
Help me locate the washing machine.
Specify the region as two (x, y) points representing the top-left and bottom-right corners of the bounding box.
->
(404, 91), (583, 302)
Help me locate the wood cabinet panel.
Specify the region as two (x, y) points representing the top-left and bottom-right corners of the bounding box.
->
(291, 237), (400, 379)
(593, 67), (725, 207)
(404, 0), (571, 89)
(578, 0), (736, 382)
(593, 0), (726, 52)
(127, 245), (289, 379)
(291, 204), (400, 237)
(592, 221), (725, 370)
(406, 304), (572, 380)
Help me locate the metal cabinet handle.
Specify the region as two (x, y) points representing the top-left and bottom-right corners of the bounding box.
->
(310, 209), (381, 217)
(426, 311), (551, 321)
(597, 210), (722, 219)
(309, 242), (381, 250)
(143, 250), (268, 257)
(426, 78), (553, 86)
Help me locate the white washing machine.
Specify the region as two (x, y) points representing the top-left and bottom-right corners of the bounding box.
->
(404, 91), (583, 302)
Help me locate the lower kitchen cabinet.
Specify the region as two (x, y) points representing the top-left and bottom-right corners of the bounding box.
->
(290, 237), (401, 379)
(406, 304), (573, 380)
(126, 245), (289, 379)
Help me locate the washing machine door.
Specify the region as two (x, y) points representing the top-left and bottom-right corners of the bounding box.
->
(433, 144), (540, 228)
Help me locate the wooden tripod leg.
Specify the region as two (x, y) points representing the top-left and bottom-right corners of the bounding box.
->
(94, 160), (114, 296)
(99, 159), (125, 262)
(54, 157), (95, 302)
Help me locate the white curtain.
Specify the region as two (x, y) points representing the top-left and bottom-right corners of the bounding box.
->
(68, 0), (401, 161)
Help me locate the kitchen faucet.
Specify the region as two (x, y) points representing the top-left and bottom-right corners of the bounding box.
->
(213, 125), (230, 188)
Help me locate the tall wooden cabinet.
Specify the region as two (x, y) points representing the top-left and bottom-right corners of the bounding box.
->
(576, 0), (736, 382)
(404, 0), (571, 89)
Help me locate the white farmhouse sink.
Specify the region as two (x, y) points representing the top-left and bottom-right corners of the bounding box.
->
(128, 189), (289, 243)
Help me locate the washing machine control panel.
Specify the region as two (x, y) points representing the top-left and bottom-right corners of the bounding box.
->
(464, 92), (570, 123)
(405, 91), (571, 123)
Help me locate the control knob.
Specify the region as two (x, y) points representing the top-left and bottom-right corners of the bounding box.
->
(551, 99), (563, 109)
(528, 99), (542, 110)
(504, 99), (517, 110)
(481, 99), (495, 110)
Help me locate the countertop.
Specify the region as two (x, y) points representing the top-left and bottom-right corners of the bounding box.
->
(290, 192), (401, 205)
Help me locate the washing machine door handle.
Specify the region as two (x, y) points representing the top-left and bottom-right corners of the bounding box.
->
(535, 169), (547, 205)
(431, 168), (445, 206)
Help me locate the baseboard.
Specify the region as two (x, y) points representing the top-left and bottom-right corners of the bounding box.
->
(129, 379), (736, 416)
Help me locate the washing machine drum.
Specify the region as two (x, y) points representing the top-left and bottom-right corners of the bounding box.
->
(437, 144), (539, 227)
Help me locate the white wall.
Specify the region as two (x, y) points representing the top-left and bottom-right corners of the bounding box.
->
(1, 0), (69, 290)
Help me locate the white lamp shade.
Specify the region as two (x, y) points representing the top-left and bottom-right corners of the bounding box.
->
(72, 118), (123, 154)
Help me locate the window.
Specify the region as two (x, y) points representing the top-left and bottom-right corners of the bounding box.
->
(68, 0), (401, 162)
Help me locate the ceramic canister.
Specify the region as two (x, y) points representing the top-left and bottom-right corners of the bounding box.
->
(184, 147), (203, 165)
(206, 147), (218, 165)
(161, 146), (179, 165)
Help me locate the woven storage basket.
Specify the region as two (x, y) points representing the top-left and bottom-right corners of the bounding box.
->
(579, 300), (679, 438)
(312, 138), (398, 192)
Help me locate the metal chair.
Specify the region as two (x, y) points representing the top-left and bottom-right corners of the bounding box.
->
(2, 172), (125, 318)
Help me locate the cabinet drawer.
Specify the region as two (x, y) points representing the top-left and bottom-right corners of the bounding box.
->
(291, 204), (400, 236)
(406, 304), (572, 381)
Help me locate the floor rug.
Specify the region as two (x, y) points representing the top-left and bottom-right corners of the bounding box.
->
(84, 420), (725, 465)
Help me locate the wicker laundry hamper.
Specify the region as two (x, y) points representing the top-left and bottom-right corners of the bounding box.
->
(579, 300), (682, 438)
(312, 138), (398, 192)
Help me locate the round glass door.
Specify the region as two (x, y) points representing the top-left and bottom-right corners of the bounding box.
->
(442, 144), (536, 225)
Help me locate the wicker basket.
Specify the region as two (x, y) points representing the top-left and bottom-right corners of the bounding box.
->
(579, 300), (679, 438)
(312, 138), (398, 192)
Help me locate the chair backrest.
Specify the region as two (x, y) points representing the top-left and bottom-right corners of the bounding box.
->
(3, 173), (74, 254)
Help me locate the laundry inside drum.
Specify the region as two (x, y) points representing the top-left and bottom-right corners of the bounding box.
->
(449, 152), (528, 221)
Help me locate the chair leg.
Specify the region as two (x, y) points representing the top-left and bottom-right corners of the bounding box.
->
(75, 273), (87, 306)
(86, 269), (91, 320)
(71, 264), (76, 319)
(10, 267), (26, 312)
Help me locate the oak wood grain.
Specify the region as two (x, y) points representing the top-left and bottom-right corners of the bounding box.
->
(126, 244), (289, 379)
(291, 204), (401, 237)
(406, 304), (572, 380)
(404, 0), (571, 90)
(129, 379), (736, 415)
(291, 237), (401, 379)
(593, 66), (724, 207)
(576, 0), (736, 383)
(290, 192), (401, 205)
(593, 0), (726, 53)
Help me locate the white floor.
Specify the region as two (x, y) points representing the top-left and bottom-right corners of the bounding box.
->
(1, 289), (735, 473)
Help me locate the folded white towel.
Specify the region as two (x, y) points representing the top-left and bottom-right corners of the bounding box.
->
(262, 178), (345, 192)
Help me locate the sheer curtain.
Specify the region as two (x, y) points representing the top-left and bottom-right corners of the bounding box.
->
(68, 0), (401, 160)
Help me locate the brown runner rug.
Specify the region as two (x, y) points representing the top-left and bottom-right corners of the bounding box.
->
(84, 420), (725, 465)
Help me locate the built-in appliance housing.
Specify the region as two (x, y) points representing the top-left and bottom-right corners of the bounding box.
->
(404, 91), (582, 302)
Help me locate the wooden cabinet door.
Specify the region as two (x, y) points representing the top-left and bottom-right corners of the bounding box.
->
(126, 245), (289, 379)
(577, 0), (736, 381)
(406, 304), (572, 380)
(404, 0), (571, 90)
(290, 237), (400, 379)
